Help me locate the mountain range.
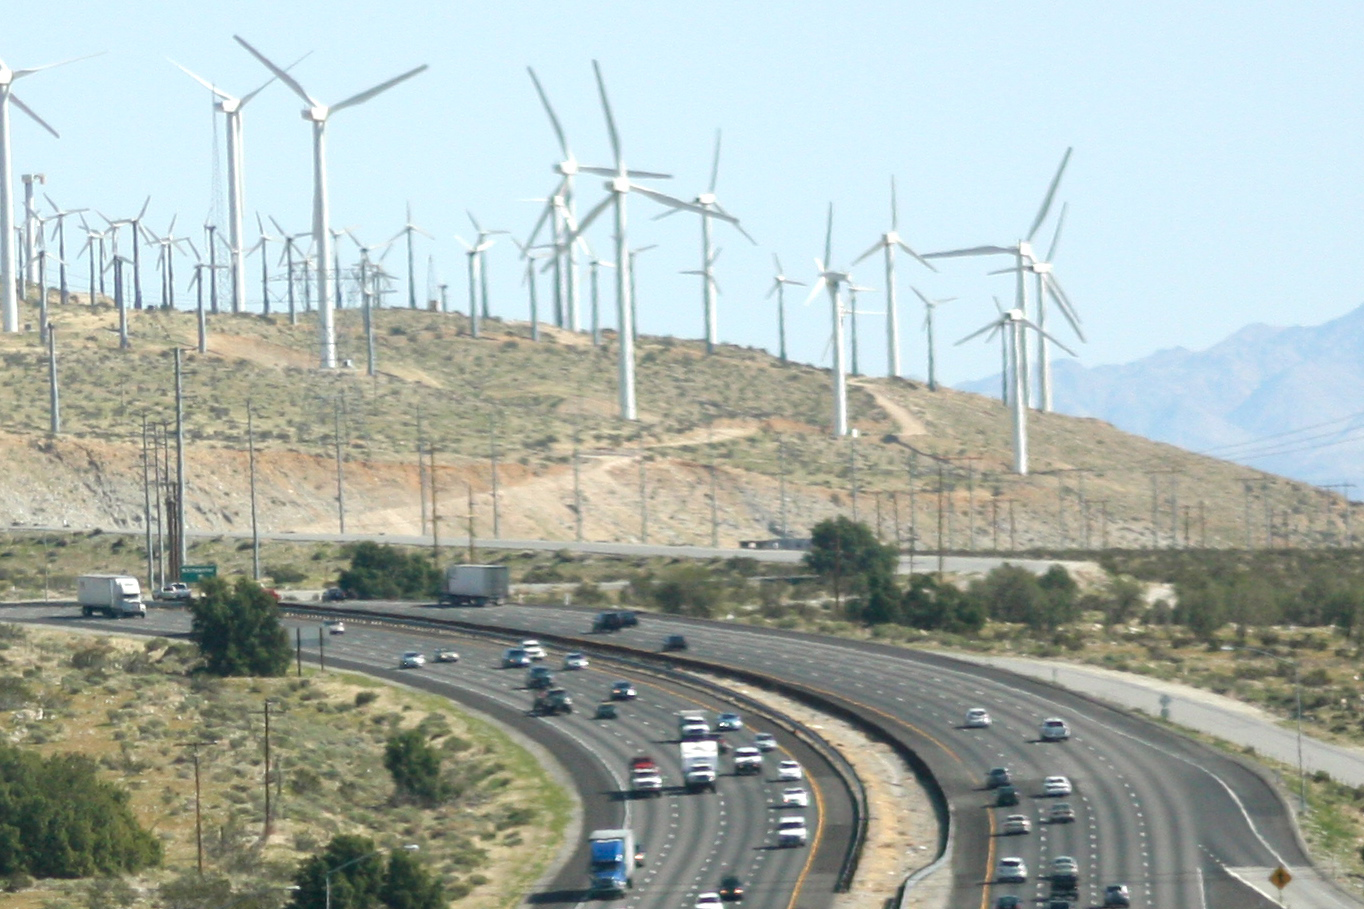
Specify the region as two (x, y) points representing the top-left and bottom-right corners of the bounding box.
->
(958, 303), (1364, 495)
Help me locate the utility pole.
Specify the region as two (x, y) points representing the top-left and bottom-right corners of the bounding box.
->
(966, 460), (976, 551)
(1183, 505), (1192, 549)
(429, 446), (439, 561)
(1079, 470), (1090, 549)
(936, 459), (945, 578)
(1199, 500), (1207, 548)
(1101, 501), (1109, 550)
(206, 224), (220, 314)
(849, 430), (859, 522)
(1149, 472), (1160, 549)
(47, 323), (59, 435)
(466, 482), (476, 563)
(892, 491), (901, 549)
(874, 491), (883, 542)
(178, 740), (218, 875)
(991, 494), (999, 551)
(333, 398), (346, 534)
(908, 452), (918, 573)
(1324, 483), (1356, 547)
(573, 430), (584, 542)
(174, 349), (187, 577)
(710, 454), (719, 548)
(1169, 474), (1180, 549)
(778, 435), (788, 541)
(1243, 480), (1254, 549)
(416, 411), (427, 535)
(489, 413), (500, 539)
(141, 415), (153, 588)
(1009, 499), (1017, 551)
(248, 401), (260, 581)
(263, 699), (276, 838)
(639, 450), (648, 544)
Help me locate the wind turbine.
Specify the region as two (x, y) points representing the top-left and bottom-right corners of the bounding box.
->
(171, 54), (305, 315)
(910, 286), (957, 392)
(852, 176), (935, 378)
(466, 211), (507, 319)
(388, 202), (431, 310)
(956, 306), (1075, 475)
(627, 242), (657, 344)
(0, 52), (99, 332)
(845, 279), (877, 378)
(804, 204), (853, 437)
(234, 35), (427, 368)
(44, 195), (87, 308)
(77, 216), (107, 307)
(455, 234), (494, 338)
(766, 254), (804, 364)
(100, 197), (150, 310)
(656, 129), (755, 354)
(924, 147), (1073, 407)
(567, 60), (723, 421)
(511, 236), (551, 340)
(987, 202), (1083, 412)
(145, 216), (194, 310)
(588, 251), (615, 346)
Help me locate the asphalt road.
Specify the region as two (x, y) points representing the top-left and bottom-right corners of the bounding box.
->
(0, 605), (839, 909)
(321, 599), (1361, 909)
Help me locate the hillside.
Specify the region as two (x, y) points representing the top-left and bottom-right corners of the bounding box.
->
(0, 290), (1353, 553)
(958, 303), (1364, 493)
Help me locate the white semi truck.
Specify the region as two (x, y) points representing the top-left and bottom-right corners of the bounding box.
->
(77, 575), (147, 618)
(679, 739), (718, 792)
(439, 565), (510, 607)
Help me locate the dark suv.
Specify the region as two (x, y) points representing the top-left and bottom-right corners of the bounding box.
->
(662, 634), (688, 652)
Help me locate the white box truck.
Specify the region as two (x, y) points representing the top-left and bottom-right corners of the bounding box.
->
(680, 739), (719, 792)
(439, 564), (509, 607)
(77, 575), (147, 618)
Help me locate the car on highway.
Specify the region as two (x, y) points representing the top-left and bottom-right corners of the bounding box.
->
(995, 785), (1020, 807)
(994, 898), (1022, 909)
(1043, 775), (1073, 797)
(986, 767), (1012, 788)
(776, 760), (802, 781)
(715, 712), (743, 731)
(1103, 884), (1131, 907)
(156, 582), (194, 601)
(718, 875), (744, 902)
(996, 856), (1028, 883)
(594, 702), (618, 720)
(1049, 802), (1076, 823)
(526, 666), (555, 689)
(323, 619), (345, 635)
(502, 648), (531, 668)
(434, 647), (459, 663)
(520, 640), (547, 660)
(753, 732), (777, 752)
(733, 746), (763, 775)
(399, 651), (426, 669)
(781, 787), (808, 807)
(680, 718), (711, 738)
(1001, 814), (1031, 835)
(321, 586), (350, 602)
(662, 634), (688, 652)
(1040, 717), (1071, 741)
(562, 652), (589, 670)
(1051, 856), (1079, 893)
(776, 816), (807, 847)
(964, 707), (992, 728)
(695, 892), (723, 909)
(1051, 856), (1078, 874)
(1045, 900), (1073, 909)
(610, 680), (637, 700)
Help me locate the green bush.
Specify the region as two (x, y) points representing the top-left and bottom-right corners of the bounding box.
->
(337, 543), (440, 600)
(383, 729), (449, 807)
(188, 577), (293, 677)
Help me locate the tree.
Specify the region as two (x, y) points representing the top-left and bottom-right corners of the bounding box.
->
(852, 571), (901, 625)
(901, 575), (984, 634)
(383, 730), (449, 807)
(642, 564), (722, 617)
(1173, 580), (1226, 641)
(337, 542), (441, 600)
(188, 577), (292, 677)
(805, 518), (898, 601)
(379, 849), (444, 909)
(289, 836), (385, 909)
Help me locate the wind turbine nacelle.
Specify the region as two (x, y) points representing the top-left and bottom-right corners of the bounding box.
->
(610, 176), (630, 193)
(1018, 240), (1034, 259)
(884, 230), (900, 244)
(219, 99), (242, 114)
(697, 192), (717, 206)
(558, 160), (578, 176)
(304, 105), (329, 122)
(1032, 261), (1053, 274)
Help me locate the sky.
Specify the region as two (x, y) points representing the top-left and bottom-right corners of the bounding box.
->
(5, 2), (1363, 387)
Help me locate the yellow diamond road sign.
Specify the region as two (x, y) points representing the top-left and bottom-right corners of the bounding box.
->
(1270, 865), (1292, 889)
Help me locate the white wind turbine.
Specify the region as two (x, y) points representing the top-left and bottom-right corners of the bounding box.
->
(910, 286), (956, 392)
(0, 52), (99, 332)
(455, 233), (494, 338)
(234, 35), (427, 367)
(566, 60), (717, 421)
(388, 202), (432, 310)
(987, 201), (1083, 412)
(656, 129), (755, 354)
(466, 211), (507, 320)
(44, 194), (87, 307)
(766, 254), (804, 364)
(512, 236), (552, 340)
(845, 278), (878, 378)
(171, 55), (305, 315)
(956, 306), (1075, 475)
(852, 176), (935, 378)
(804, 204), (853, 437)
(924, 147), (1073, 407)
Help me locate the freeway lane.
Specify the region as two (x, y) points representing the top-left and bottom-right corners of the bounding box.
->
(335, 600), (1360, 909)
(0, 606), (838, 909)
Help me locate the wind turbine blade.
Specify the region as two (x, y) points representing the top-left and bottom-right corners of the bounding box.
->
(1026, 146), (1073, 242)
(1046, 201), (1069, 262)
(591, 60), (622, 171)
(572, 193), (613, 240)
(13, 53), (103, 79)
(577, 165), (618, 178)
(987, 265), (1024, 276)
(851, 240), (882, 267)
(765, 280), (779, 300)
(630, 184), (714, 217)
(731, 220), (758, 246)
(803, 276), (827, 306)
(1045, 274), (1084, 333)
(911, 286), (932, 306)
(331, 64), (429, 114)
(651, 207), (683, 222)
(234, 36), (317, 107)
(823, 203), (833, 270)
(625, 168), (671, 180)
(241, 51), (313, 105)
(895, 239), (936, 272)
(923, 244), (1014, 259)
(1019, 318), (1078, 357)
(466, 210), (483, 233)
(136, 196), (151, 221)
(10, 95), (59, 139)
(956, 319), (1005, 346)
(169, 59), (235, 101)
(781, 278), (806, 287)
(993, 295), (1005, 314)
(525, 199), (554, 246)
(708, 128), (722, 194)
(890, 175), (899, 232)
(526, 66), (570, 159)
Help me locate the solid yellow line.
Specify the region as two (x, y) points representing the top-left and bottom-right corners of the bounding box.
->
(785, 767), (824, 909)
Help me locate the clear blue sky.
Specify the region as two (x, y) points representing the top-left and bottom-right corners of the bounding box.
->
(7, 2), (1362, 386)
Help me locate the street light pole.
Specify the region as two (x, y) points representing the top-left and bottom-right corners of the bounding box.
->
(177, 739), (218, 875)
(1223, 645), (1306, 813)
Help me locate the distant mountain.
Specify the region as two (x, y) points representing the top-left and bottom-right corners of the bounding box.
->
(957, 304), (1364, 492)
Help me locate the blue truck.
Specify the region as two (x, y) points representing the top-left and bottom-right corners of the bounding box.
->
(588, 828), (637, 896)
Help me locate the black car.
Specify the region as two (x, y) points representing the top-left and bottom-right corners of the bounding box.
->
(610, 680), (637, 700)
(662, 634), (688, 652)
(995, 785), (1020, 807)
(719, 875), (744, 902)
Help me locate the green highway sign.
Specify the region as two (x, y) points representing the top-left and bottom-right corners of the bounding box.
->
(180, 564), (218, 582)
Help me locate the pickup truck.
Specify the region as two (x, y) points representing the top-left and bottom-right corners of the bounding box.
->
(629, 755), (663, 797)
(732, 746), (763, 775)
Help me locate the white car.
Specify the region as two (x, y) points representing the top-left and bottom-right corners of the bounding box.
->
(520, 640), (547, 660)
(1043, 775), (1073, 797)
(996, 856), (1028, 883)
(323, 619), (345, 635)
(776, 815), (808, 847)
(716, 712), (743, 731)
(781, 787), (809, 807)
(753, 732), (777, 752)
(695, 892), (723, 909)
(157, 582), (193, 601)
(1040, 717), (1071, 741)
(434, 648), (459, 663)
(399, 651), (426, 669)
(777, 760), (803, 781)
(1002, 814), (1031, 835)
(964, 707), (992, 728)
(681, 721), (711, 738)
(563, 652), (589, 670)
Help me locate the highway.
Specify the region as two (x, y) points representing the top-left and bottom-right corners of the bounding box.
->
(313, 599), (1361, 909)
(0, 605), (843, 909)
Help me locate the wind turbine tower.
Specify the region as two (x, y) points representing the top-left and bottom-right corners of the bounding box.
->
(22, 173), (43, 285)
(852, 176), (934, 377)
(805, 204), (853, 437)
(234, 36), (427, 367)
(766, 254), (804, 363)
